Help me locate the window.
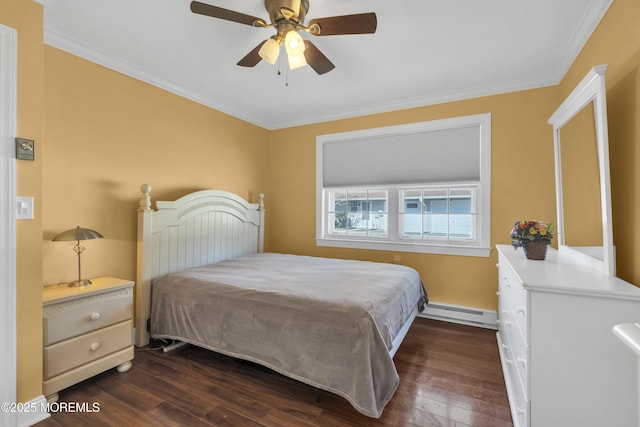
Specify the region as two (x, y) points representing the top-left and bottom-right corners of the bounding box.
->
(316, 114), (491, 257)
(327, 189), (388, 237)
(399, 185), (476, 240)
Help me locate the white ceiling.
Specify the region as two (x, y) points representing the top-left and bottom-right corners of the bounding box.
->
(41, 0), (613, 130)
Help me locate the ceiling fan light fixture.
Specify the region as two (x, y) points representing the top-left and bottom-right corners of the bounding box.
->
(189, 0), (376, 75)
(284, 30), (305, 56)
(288, 52), (307, 70)
(258, 38), (281, 64)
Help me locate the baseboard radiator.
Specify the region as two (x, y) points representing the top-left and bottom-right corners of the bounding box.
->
(419, 301), (498, 330)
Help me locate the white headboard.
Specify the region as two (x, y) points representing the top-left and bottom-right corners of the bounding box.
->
(135, 184), (265, 346)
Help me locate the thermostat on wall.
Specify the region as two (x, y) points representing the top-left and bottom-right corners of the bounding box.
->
(15, 138), (34, 161)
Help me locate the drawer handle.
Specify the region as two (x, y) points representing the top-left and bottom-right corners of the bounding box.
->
(496, 291), (500, 296)
(517, 407), (526, 416)
(90, 312), (101, 321)
(89, 342), (101, 352)
(517, 307), (526, 317)
(505, 358), (513, 365)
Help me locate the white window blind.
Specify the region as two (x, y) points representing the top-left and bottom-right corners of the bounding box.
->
(322, 125), (481, 187)
(316, 113), (491, 257)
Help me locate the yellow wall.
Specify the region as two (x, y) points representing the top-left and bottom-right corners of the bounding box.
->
(265, 0), (640, 307)
(42, 47), (269, 286)
(7, 0), (640, 406)
(265, 88), (558, 309)
(557, 0), (640, 285)
(1, 0), (45, 403)
(558, 102), (603, 247)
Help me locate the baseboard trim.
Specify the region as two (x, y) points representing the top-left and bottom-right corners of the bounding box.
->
(419, 301), (498, 330)
(17, 395), (50, 427)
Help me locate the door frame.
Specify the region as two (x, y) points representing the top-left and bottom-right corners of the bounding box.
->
(0, 23), (18, 427)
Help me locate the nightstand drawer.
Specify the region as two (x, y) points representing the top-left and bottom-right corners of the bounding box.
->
(44, 290), (132, 345)
(44, 320), (132, 379)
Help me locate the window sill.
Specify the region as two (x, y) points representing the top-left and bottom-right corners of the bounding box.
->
(316, 238), (491, 257)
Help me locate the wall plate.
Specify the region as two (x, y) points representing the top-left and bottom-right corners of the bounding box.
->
(15, 138), (34, 161)
(16, 196), (34, 220)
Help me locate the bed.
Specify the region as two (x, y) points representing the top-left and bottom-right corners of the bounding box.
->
(135, 185), (427, 418)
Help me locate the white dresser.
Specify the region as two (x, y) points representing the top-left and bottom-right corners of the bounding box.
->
(496, 244), (640, 427)
(43, 277), (134, 402)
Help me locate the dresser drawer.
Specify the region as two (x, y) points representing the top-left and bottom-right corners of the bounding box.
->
(44, 320), (132, 379)
(499, 306), (515, 342)
(44, 290), (132, 345)
(511, 297), (528, 345)
(498, 254), (528, 341)
(501, 285), (529, 348)
(498, 333), (529, 427)
(508, 318), (529, 399)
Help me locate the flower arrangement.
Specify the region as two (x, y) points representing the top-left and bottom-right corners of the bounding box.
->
(510, 220), (554, 249)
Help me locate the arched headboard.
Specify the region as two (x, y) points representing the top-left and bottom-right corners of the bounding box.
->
(135, 184), (265, 346)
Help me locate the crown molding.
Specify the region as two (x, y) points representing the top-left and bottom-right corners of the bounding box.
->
(548, 0), (614, 85)
(41, 0), (613, 131)
(44, 23), (563, 130)
(43, 27), (268, 129)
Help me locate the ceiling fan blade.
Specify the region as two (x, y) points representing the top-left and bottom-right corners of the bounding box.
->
(307, 12), (377, 36)
(303, 41), (335, 75)
(237, 41), (266, 67)
(190, 1), (267, 27)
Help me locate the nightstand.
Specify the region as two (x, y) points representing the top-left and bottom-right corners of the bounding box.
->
(42, 277), (134, 403)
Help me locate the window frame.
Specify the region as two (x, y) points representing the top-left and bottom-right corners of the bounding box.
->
(316, 114), (491, 257)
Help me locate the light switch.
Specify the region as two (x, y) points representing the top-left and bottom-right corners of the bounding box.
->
(16, 196), (34, 220)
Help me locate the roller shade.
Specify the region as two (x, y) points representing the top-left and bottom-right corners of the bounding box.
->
(323, 125), (481, 187)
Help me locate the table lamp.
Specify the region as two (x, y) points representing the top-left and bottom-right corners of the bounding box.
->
(52, 225), (103, 287)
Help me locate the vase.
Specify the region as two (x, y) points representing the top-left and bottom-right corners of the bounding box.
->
(523, 241), (548, 260)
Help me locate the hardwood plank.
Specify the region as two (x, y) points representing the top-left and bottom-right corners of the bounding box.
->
(102, 358), (214, 418)
(203, 406), (265, 427)
(34, 318), (513, 426)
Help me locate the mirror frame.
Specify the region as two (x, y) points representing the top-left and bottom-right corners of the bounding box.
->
(548, 64), (615, 276)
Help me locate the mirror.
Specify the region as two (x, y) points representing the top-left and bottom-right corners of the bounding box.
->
(548, 65), (615, 276)
(560, 102), (603, 247)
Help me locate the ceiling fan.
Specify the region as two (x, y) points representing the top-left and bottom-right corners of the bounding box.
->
(190, 0), (377, 75)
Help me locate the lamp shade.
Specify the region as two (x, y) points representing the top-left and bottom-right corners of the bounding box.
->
(259, 38), (281, 65)
(284, 31), (306, 70)
(284, 30), (305, 56)
(287, 53), (307, 70)
(53, 226), (103, 242)
(53, 225), (103, 287)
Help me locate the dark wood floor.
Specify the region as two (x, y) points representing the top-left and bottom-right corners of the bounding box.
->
(35, 318), (512, 427)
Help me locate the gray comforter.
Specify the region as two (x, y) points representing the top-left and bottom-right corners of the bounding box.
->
(151, 253), (426, 418)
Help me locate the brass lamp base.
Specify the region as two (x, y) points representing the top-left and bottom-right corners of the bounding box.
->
(67, 279), (92, 287)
